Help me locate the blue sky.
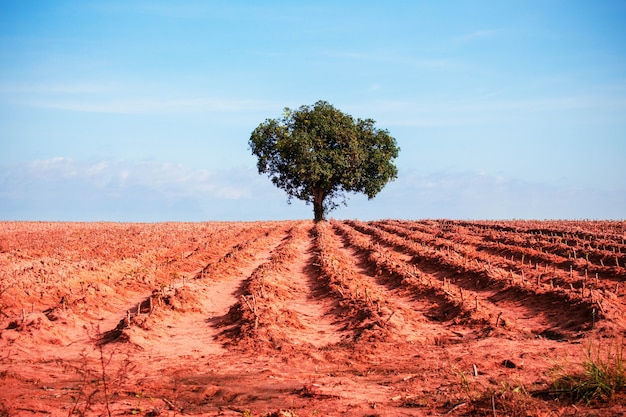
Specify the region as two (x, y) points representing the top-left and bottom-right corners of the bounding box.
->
(1, 1), (625, 221)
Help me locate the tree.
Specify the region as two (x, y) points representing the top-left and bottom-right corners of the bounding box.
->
(249, 100), (400, 222)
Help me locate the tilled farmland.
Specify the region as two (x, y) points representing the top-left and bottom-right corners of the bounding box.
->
(0, 220), (624, 416)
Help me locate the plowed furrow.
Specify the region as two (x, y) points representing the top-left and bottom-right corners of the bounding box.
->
(284, 225), (348, 347)
(381, 220), (626, 334)
(0, 222), (268, 347)
(322, 221), (454, 344)
(447, 220), (626, 273)
(171, 223), (260, 276)
(378, 219), (550, 280)
(312, 221), (401, 342)
(384, 221), (625, 321)
(332, 221), (462, 319)
(349, 220), (597, 337)
(385, 221), (626, 309)
(140, 224), (293, 360)
(193, 222), (297, 281)
(99, 222), (294, 349)
(338, 221), (526, 333)
(219, 222), (346, 350)
(383, 219), (624, 279)
(3, 221), (626, 416)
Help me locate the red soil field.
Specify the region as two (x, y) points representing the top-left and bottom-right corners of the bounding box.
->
(0, 220), (624, 416)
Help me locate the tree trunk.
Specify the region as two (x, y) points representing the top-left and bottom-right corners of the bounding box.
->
(313, 189), (325, 223)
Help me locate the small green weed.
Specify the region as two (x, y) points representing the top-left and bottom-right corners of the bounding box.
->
(551, 337), (625, 404)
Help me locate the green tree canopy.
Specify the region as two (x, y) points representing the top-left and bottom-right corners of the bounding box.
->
(249, 100), (400, 222)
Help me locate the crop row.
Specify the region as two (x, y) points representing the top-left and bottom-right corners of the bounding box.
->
(192, 222), (294, 281)
(223, 223), (307, 348)
(0, 222), (294, 343)
(345, 220), (604, 330)
(331, 221), (488, 326)
(375, 220), (623, 298)
(452, 219), (625, 242)
(97, 223), (289, 346)
(381, 219), (625, 272)
(312, 221), (396, 341)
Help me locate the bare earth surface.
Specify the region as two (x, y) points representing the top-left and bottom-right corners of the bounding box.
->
(0, 220), (625, 416)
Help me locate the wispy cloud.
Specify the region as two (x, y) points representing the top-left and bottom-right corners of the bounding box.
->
(23, 97), (274, 114)
(353, 93), (626, 127)
(0, 157), (301, 221)
(7, 157), (250, 199)
(3, 87), (275, 114)
(0, 79), (277, 115)
(337, 169), (625, 220)
(0, 82), (115, 95)
(321, 49), (464, 72)
(450, 29), (501, 46)
(1, 159), (623, 221)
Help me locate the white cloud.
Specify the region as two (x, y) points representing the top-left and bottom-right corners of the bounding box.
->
(336, 169), (625, 220)
(1, 159), (623, 222)
(1, 157), (306, 221)
(26, 157), (78, 178)
(4, 157), (253, 200)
